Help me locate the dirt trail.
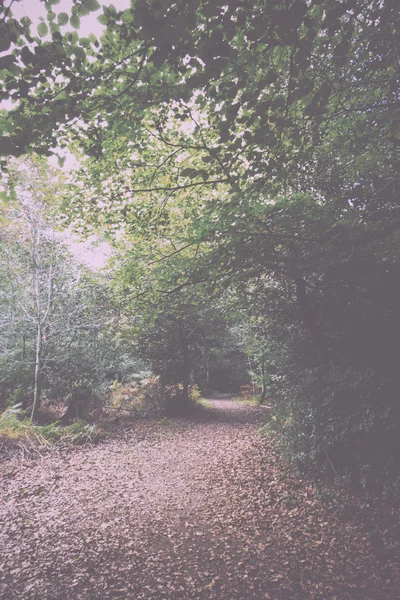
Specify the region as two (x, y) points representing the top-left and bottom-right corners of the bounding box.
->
(0, 399), (398, 599)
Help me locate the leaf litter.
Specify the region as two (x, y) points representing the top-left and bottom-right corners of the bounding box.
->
(0, 399), (398, 599)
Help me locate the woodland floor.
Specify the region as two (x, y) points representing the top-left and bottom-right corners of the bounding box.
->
(0, 399), (399, 600)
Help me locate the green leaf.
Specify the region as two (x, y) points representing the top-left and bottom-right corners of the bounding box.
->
(7, 63), (21, 76)
(181, 168), (195, 177)
(0, 191), (10, 203)
(37, 22), (49, 37)
(86, 0), (101, 10)
(80, 37), (91, 48)
(70, 14), (81, 29)
(121, 10), (134, 23)
(57, 12), (69, 26)
(97, 14), (109, 25)
(0, 55), (16, 70)
(72, 46), (86, 62)
(49, 20), (59, 33)
(55, 90), (69, 102)
(105, 4), (117, 16)
(21, 46), (35, 65)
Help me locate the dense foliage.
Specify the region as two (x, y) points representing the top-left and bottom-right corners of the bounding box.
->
(0, 0), (399, 484)
(0, 158), (143, 419)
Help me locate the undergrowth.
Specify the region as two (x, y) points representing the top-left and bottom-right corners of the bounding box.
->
(234, 395), (260, 406)
(0, 405), (103, 458)
(188, 385), (212, 410)
(106, 377), (165, 417)
(194, 397), (213, 409)
(259, 408), (400, 549)
(188, 385), (211, 409)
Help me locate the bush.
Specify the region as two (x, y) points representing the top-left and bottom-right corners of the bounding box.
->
(105, 376), (165, 417)
(250, 250), (400, 490)
(189, 384), (202, 403)
(277, 364), (400, 485)
(0, 405), (29, 440)
(61, 384), (104, 423)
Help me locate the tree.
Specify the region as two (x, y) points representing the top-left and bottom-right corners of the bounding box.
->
(4, 0), (392, 363)
(1, 0), (399, 481)
(0, 158), (122, 420)
(1, 159), (63, 419)
(111, 242), (233, 404)
(1, 0), (397, 196)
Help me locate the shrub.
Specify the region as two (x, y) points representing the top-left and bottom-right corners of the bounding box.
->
(105, 376), (165, 417)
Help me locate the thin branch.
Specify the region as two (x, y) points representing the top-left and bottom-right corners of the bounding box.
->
(147, 243), (195, 265)
(159, 277), (209, 295)
(149, 148), (181, 186)
(125, 178), (229, 194)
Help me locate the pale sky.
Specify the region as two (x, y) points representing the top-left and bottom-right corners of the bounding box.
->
(3, 0), (132, 268)
(11, 0), (131, 37)
(61, 232), (113, 269)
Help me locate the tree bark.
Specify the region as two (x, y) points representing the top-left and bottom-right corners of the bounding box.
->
(248, 356), (255, 396)
(179, 320), (190, 404)
(182, 336), (190, 404)
(31, 227), (43, 424)
(295, 278), (329, 363)
(260, 352), (267, 404)
(31, 323), (42, 423)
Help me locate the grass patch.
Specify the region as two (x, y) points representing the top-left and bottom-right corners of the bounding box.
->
(188, 385), (213, 410)
(0, 405), (104, 455)
(233, 395), (260, 406)
(194, 397), (213, 409)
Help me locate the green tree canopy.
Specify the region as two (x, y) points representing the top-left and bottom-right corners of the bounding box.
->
(1, 0), (399, 481)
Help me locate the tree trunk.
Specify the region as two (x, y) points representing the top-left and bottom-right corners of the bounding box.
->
(182, 336), (190, 404)
(295, 278), (329, 363)
(248, 356), (255, 396)
(260, 352), (267, 404)
(31, 224), (43, 424)
(31, 323), (42, 423)
(179, 320), (190, 404)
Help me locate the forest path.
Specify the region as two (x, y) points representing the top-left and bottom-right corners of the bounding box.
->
(0, 399), (398, 600)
